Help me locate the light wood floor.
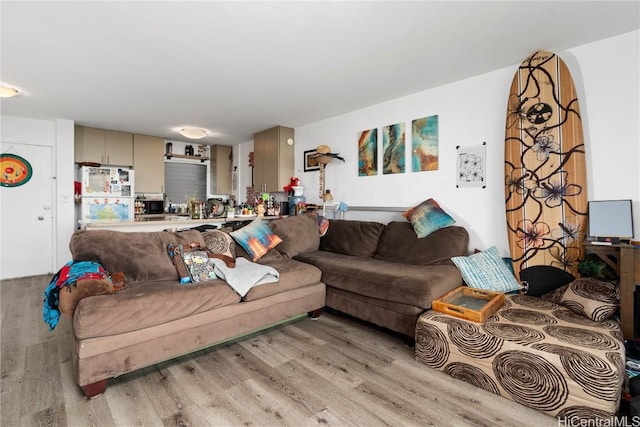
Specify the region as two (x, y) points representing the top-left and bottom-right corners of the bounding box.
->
(1, 275), (557, 427)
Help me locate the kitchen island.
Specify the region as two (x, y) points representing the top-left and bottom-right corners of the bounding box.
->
(82, 215), (278, 232)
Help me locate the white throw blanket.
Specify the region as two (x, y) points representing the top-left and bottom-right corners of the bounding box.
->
(210, 257), (279, 297)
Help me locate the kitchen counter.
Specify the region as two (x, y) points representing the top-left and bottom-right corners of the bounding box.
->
(82, 215), (280, 232)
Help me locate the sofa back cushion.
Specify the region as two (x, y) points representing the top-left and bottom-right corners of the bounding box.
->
(269, 214), (320, 258)
(69, 229), (205, 283)
(374, 221), (469, 266)
(319, 219), (386, 257)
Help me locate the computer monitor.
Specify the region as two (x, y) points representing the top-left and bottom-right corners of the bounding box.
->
(588, 199), (634, 243)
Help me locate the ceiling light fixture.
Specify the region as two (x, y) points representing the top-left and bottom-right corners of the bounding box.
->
(179, 127), (208, 139)
(0, 85), (20, 98)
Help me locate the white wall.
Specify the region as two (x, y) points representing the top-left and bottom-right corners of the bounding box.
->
(566, 33), (640, 214)
(294, 30), (640, 255)
(0, 115), (75, 269)
(54, 119), (75, 267)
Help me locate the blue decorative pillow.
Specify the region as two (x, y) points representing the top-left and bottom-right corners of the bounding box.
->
(451, 246), (522, 293)
(403, 198), (455, 238)
(230, 218), (282, 261)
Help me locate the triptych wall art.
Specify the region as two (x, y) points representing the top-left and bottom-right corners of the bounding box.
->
(358, 129), (377, 176)
(382, 123), (406, 174)
(357, 115), (486, 189)
(358, 115), (439, 177)
(357, 116), (486, 189)
(412, 115), (439, 172)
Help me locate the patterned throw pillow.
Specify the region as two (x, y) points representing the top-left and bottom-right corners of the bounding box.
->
(202, 230), (236, 268)
(230, 218), (282, 262)
(451, 246), (522, 293)
(403, 198), (455, 238)
(560, 277), (620, 321)
(181, 250), (216, 283)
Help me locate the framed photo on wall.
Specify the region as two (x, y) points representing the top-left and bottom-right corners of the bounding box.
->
(304, 150), (320, 172)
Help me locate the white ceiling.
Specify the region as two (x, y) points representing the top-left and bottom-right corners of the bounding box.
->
(1, 1), (638, 145)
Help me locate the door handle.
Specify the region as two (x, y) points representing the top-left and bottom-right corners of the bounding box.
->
(37, 216), (44, 221)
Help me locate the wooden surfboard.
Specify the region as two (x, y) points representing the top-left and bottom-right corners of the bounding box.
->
(504, 51), (588, 280)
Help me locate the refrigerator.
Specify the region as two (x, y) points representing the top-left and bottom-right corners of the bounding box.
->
(79, 166), (135, 223)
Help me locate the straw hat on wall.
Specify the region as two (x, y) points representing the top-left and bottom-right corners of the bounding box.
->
(310, 145), (345, 164)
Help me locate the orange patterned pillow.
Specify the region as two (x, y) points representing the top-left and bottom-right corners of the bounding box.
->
(404, 198), (455, 238)
(230, 218), (282, 261)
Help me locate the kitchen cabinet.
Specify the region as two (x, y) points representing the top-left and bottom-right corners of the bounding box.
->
(75, 126), (133, 166)
(133, 134), (165, 194)
(210, 145), (232, 194)
(253, 126), (294, 193)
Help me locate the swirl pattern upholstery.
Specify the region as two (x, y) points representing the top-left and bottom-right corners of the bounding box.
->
(415, 294), (624, 423)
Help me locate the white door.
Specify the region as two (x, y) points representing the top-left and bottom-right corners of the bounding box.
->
(0, 143), (54, 279)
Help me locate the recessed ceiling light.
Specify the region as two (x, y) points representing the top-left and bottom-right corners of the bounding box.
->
(0, 85), (20, 98)
(179, 127), (208, 139)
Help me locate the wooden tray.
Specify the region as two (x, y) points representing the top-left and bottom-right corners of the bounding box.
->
(432, 286), (505, 323)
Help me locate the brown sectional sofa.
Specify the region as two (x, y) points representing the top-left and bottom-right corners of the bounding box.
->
(68, 228), (325, 398)
(65, 215), (468, 398)
(296, 219), (469, 340)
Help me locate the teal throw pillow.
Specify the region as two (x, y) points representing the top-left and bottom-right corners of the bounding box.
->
(230, 218), (282, 262)
(451, 246), (522, 293)
(403, 198), (455, 238)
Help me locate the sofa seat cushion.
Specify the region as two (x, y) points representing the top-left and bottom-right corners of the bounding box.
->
(70, 229), (206, 283)
(243, 258), (323, 302)
(295, 251), (462, 309)
(73, 279), (241, 339)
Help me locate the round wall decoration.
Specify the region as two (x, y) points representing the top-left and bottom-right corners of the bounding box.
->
(1, 153), (33, 187)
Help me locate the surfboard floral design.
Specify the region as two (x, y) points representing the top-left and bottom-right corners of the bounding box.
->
(533, 171), (582, 209)
(516, 219), (550, 249)
(504, 51), (588, 278)
(531, 133), (558, 162)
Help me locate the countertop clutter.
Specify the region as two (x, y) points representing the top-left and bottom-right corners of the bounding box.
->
(84, 215), (280, 232)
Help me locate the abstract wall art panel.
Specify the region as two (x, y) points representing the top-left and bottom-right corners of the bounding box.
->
(358, 128), (378, 176)
(412, 115), (439, 172)
(382, 123), (405, 174)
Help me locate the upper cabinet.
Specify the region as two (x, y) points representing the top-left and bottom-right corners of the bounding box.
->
(210, 145), (232, 195)
(75, 126), (133, 166)
(133, 134), (165, 193)
(253, 126), (294, 193)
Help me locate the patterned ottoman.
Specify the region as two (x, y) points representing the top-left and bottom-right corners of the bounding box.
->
(415, 294), (624, 421)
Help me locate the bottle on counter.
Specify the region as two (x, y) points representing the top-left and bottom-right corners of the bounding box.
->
(289, 186), (306, 215)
